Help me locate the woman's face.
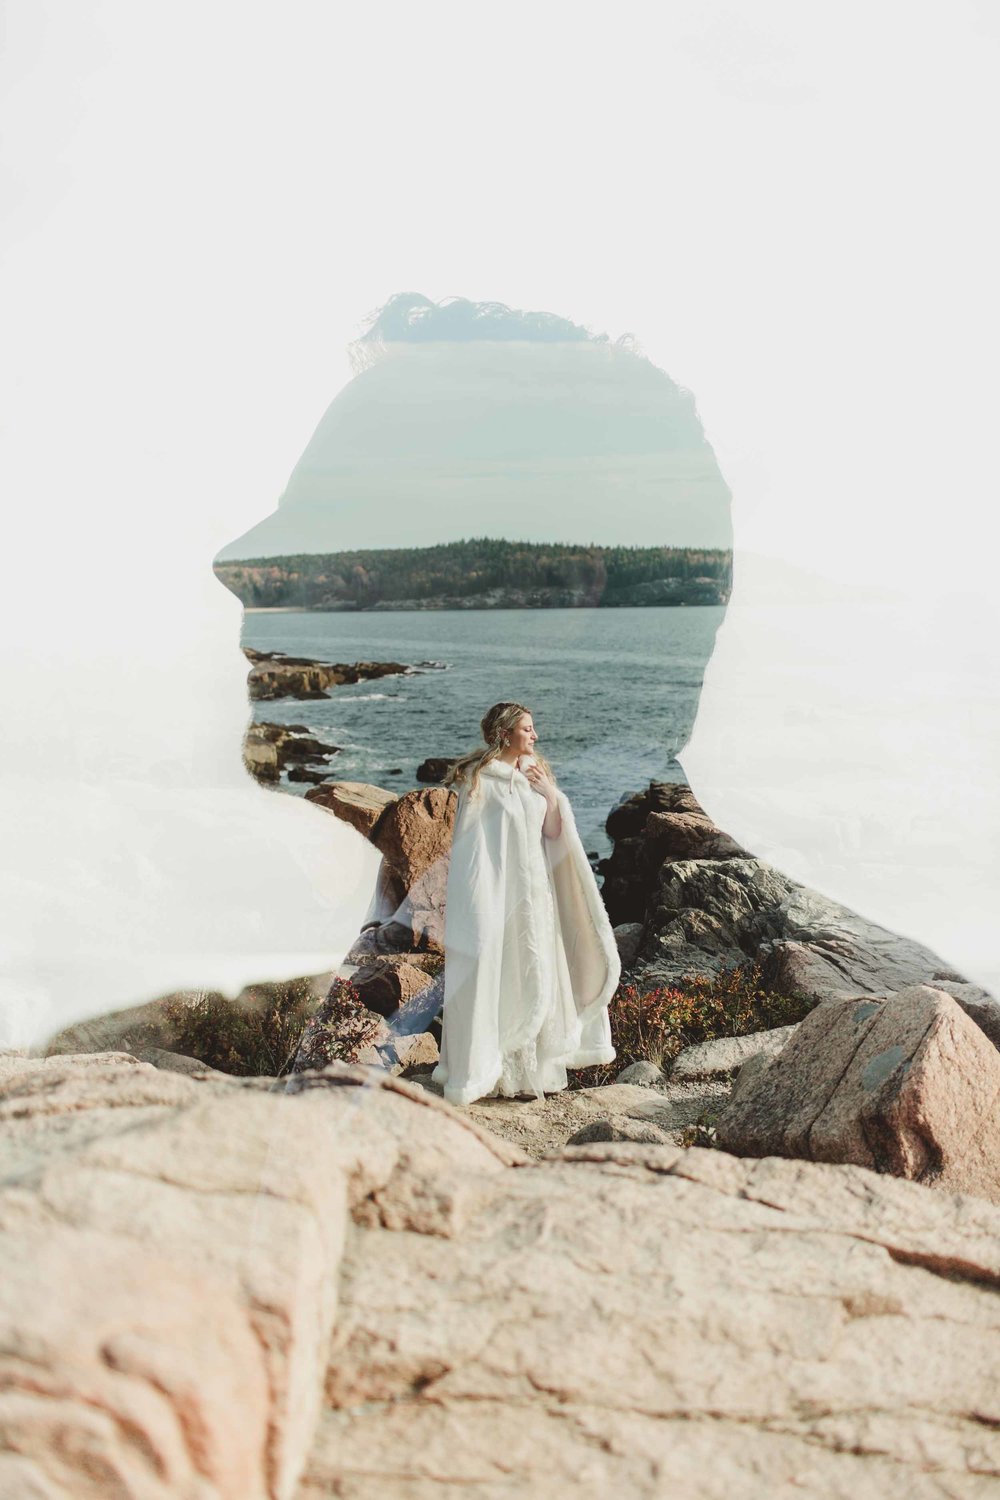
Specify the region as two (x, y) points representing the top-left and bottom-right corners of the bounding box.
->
(508, 713), (538, 756)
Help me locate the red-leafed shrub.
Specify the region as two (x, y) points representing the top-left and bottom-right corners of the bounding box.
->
(289, 977), (384, 1074)
(570, 962), (813, 1089)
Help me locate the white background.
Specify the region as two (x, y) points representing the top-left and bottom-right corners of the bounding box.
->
(2, 1), (998, 1044)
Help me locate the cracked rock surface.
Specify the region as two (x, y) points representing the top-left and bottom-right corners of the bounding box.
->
(717, 986), (1000, 1203)
(305, 1133), (1000, 1499)
(3, 1054), (1000, 1499)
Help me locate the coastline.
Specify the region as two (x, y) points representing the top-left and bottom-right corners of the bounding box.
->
(240, 599), (724, 613)
(216, 542), (731, 613)
(236, 624), (709, 852)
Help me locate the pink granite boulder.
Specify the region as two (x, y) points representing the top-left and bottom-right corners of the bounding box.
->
(717, 984), (1000, 1203)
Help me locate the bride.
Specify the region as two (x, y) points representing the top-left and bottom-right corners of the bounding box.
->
(431, 701), (619, 1106)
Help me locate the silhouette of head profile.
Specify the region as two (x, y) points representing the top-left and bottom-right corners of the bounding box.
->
(205, 294), (994, 1073)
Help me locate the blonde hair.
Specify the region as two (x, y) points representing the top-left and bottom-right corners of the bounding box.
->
(445, 701), (557, 799)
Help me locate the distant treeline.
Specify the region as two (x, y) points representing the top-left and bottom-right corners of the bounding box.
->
(214, 538), (732, 611)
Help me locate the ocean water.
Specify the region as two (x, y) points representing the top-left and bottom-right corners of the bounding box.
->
(240, 606), (725, 856)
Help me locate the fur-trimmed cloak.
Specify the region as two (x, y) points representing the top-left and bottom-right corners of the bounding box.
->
(431, 758), (619, 1106)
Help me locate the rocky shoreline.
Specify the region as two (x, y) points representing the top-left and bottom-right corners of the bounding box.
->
(45, 770), (1000, 1171)
(358, 577), (727, 609)
(240, 654), (451, 791)
(242, 722), (344, 786)
(295, 776), (1000, 1168)
(12, 767), (1000, 1494)
(242, 647), (411, 702)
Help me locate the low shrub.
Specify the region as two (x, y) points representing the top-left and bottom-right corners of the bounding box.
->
(570, 962), (813, 1089)
(160, 978), (316, 1078)
(160, 975), (388, 1079)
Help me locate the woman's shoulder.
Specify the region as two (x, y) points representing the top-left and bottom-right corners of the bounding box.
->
(477, 760), (514, 781)
(455, 762), (515, 809)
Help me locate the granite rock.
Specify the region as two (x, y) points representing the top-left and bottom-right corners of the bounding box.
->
(717, 986), (1000, 1203)
(5, 1052), (1000, 1498)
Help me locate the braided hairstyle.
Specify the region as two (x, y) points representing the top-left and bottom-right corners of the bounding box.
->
(444, 701), (557, 798)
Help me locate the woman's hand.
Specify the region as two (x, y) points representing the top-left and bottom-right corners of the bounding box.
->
(523, 762), (556, 803)
(524, 763), (562, 837)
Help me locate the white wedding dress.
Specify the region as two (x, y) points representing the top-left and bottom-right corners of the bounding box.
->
(431, 758), (619, 1106)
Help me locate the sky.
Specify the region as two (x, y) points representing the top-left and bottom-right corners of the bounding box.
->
(2, 1), (999, 1041)
(217, 333), (733, 558)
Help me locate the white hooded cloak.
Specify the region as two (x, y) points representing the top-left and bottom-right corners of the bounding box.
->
(431, 758), (619, 1106)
